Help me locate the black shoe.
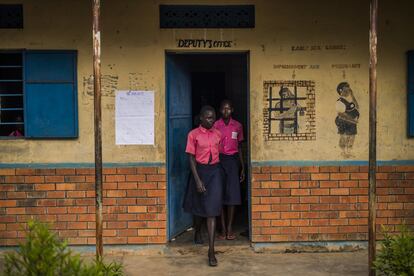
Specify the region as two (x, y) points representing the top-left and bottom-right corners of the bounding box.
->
(194, 230), (204, 244)
(208, 252), (218, 267)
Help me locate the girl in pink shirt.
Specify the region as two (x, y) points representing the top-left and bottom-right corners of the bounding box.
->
(213, 100), (245, 241)
(183, 105), (223, 267)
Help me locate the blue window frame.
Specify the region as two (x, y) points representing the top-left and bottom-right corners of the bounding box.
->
(408, 51), (414, 137)
(0, 50), (78, 138)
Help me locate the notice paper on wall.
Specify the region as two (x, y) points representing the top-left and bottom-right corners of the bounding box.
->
(115, 90), (154, 145)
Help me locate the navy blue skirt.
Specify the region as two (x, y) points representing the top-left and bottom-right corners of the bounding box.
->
(183, 163), (224, 217)
(220, 154), (242, 205)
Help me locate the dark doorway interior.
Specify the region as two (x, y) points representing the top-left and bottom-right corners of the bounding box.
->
(166, 53), (249, 244)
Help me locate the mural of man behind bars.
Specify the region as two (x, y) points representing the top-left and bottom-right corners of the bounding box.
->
(335, 82), (360, 158)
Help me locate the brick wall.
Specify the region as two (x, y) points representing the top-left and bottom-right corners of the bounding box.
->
(0, 166), (166, 246)
(252, 165), (414, 242)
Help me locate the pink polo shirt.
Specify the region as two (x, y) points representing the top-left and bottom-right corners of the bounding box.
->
(185, 126), (221, 165)
(214, 118), (244, 155)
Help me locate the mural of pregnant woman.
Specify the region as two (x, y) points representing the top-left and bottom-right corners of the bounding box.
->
(335, 82), (360, 158)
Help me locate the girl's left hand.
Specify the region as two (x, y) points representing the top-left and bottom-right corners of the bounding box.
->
(240, 169), (245, 183)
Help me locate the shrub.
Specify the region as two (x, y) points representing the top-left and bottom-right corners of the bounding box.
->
(374, 224), (414, 276)
(2, 220), (123, 276)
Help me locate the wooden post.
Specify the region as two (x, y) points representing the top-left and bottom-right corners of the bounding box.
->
(368, 0), (378, 275)
(92, 0), (103, 259)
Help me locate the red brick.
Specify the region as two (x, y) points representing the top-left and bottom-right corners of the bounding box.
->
(0, 200), (17, 207)
(300, 181), (319, 188)
(291, 220), (310, 226)
(280, 197), (300, 204)
(138, 229), (158, 236)
(67, 206), (87, 214)
(47, 191), (65, 198)
(329, 219), (348, 225)
(252, 189), (270, 197)
(271, 174), (290, 181)
(137, 167), (158, 174)
(262, 227), (281, 235)
(125, 175), (146, 182)
(350, 188), (368, 195)
(291, 173), (310, 180)
(319, 226), (339, 234)
(339, 166), (360, 172)
(261, 212), (281, 219)
(6, 192), (27, 199)
(338, 226), (358, 233)
(128, 206), (147, 213)
(280, 181), (299, 189)
(128, 221), (147, 228)
(311, 188), (329, 196)
(330, 188), (349, 195)
(270, 189), (290, 196)
(300, 196), (319, 203)
(117, 168), (136, 174)
(137, 182), (158, 189)
(56, 183), (76, 190)
(24, 176), (44, 183)
(252, 205), (271, 212)
(157, 167), (166, 174)
(281, 212), (300, 219)
(261, 181), (280, 188)
(37, 199), (57, 207)
(261, 197), (281, 204)
(147, 175), (166, 182)
(104, 237), (127, 244)
(319, 166), (339, 173)
(67, 191), (85, 198)
(105, 175), (125, 182)
(350, 173), (368, 180)
(310, 204), (330, 211)
(310, 219), (329, 226)
(56, 169), (75, 175)
(4, 176), (25, 183)
(67, 222), (87, 230)
(6, 208), (25, 214)
(0, 169), (15, 175)
(107, 221), (127, 229)
(281, 166), (300, 173)
(252, 173), (270, 181)
(300, 227), (319, 234)
(15, 169), (35, 175)
(35, 184), (55, 191)
(48, 207), (67, 214)
(330, 173), (349, 180)
(45, 176), (65, 183)
(291, 189), (310, 196)
(147, 190), (165, 197)
(107, 190), (126, 197)
(291, 204), (310, 211)
(261, 166), (281, 173)
(339, 181), (358, 188)
(126, 190), (147, 197)
(349, 218), (367, 225)
(271, 220), (291, 227)
(1, 185), (15, 192)
(320, 181), (338, 188)
(271, 204), (290, 211)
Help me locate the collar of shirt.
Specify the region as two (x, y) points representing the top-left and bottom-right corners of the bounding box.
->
(218, 117), (235, 127)
(199, 125), (214, 133)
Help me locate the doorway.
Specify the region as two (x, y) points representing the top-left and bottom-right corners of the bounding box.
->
(166, 52), (250, 243)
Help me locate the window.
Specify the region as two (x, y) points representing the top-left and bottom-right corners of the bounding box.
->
(159, 5), (255, 28)
(0, 50), (78, 139)
(408, 51), (414, 137)
(0, 5), (23, 29)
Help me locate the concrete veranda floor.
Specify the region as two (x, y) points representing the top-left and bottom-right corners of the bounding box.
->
(104, 245), (369, 276)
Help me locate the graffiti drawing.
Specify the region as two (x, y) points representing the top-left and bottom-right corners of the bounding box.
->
(335, 82), (359, 158)
(263, 80), (316, 141)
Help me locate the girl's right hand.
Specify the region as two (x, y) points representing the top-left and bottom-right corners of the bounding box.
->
(196, 181), (206, 194)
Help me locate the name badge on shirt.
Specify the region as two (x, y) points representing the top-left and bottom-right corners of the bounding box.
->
(231, 131), (238, 139)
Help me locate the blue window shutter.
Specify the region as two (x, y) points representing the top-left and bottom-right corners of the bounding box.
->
(24, 51), (78, 138)
(409, 51), (414, 137)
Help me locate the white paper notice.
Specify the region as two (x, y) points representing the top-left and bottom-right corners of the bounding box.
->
(115, 90), (154, 145)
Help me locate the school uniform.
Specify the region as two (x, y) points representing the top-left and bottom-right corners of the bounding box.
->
(214, 118), (244, 206)
(183, 126), (224, 217)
